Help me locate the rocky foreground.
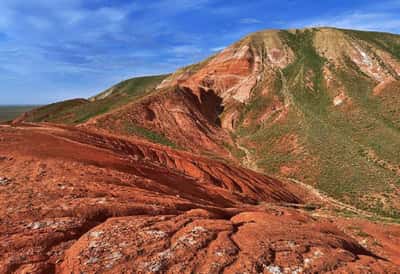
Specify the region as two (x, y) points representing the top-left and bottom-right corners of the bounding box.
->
(1, 123), (400, 273)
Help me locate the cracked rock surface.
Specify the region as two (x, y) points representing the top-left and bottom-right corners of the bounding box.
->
(0, 123), (399, 273)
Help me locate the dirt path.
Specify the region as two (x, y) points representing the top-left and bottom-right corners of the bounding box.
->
(287, 178), (372, 215)
(287, 177), (400, 224)
(278, 69), (294, 107)
(236, 141), (260, 172)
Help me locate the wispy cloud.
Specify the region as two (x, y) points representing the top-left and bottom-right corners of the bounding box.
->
(287, 0), (400, 33)
(211, 46), (226, 52)
(1, 0), (400, 104)
(291, 12), (400, 33)
(169, 45), (202, 55)
(239, 18), (262, 24)
(149, 0), (210, 12)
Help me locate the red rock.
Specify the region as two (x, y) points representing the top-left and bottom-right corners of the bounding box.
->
(1, 123), (399, 273)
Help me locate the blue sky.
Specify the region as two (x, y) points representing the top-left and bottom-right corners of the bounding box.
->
(1, 0), (400, 104)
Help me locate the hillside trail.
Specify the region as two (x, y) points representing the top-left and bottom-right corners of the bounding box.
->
(234, 137), (398, 223)
(236, 141), (260, 172)
(234, 69), (292, 173)
(274, 69), (400, 222)
(278, 69), (294, 107)
(286, 177), (400, 224)
(287, 178), (373, 216)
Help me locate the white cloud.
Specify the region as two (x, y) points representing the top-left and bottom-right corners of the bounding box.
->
(169, 45), (202, 55)
(240, 18), (262, 24)
(289, 11), (400, 34)
(210, 46), (226, 52)
(150, 0), (210, 12)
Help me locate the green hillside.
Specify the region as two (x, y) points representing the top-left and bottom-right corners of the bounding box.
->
(22, 74), (168, 124)
(233, 28), (400, 218)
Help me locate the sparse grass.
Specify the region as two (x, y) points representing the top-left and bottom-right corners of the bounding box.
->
(345, 29), (400, 60)
(93, 75), (168, 99)
(222, 141), (246, 159)
(124, 122), (177, 148)
(24, 75), (168, 124)
(24, 99), (88, 123)
(281, 29), (330, 115)
(234, 29), (400, 218)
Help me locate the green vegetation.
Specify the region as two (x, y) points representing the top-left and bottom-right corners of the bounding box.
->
(124, 122), (177, 148)
(23, 99), (89, 123)
(234, 29), (400, 218)
(222, 141), (246, 159)
(344, 29), (400, 60)
(92, 74), (168, 99)
(281, 29), (330, 115)
(25, 74), (168, 124)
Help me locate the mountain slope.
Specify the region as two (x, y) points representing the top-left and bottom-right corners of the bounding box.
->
(16, 74), (168, 125)
(15, 27), (400, 218)
(84, 28), (400, 218)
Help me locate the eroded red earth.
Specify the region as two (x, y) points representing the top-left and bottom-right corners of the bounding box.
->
(1, 124), (399, 273)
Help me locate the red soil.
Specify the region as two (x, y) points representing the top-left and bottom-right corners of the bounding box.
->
(84, 43), (260, 159)
(85, 86), (234, 158)
(1, 123), (399, 273)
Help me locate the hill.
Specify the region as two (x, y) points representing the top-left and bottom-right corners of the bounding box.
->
(17, 74), (168, 125)
(72, 27), (400, 218)
(16, 28), (400, 218)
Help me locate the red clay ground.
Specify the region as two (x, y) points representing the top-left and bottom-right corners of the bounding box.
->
(0, 123), (399, 273)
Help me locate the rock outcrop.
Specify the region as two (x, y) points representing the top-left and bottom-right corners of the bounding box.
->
(1, 123), (399, 273)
